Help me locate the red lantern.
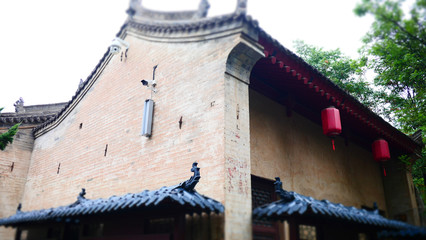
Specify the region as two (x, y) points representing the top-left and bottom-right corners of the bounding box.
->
(372, 139), (390, 162)
(372, 139), (390, 176)
(321, 106), (342, 150)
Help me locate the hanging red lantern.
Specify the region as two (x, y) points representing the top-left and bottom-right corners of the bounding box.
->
(321, 106), (342, 151)
(372, 139), (390, 176)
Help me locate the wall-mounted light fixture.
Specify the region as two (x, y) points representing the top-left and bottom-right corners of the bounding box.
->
(141, 65), (158, 137)
(109, 37), (130, 61)
(142, 99), (154, 137)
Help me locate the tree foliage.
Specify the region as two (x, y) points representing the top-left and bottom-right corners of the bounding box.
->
(293, 40), (383, 113)
(355, 0), (426, 133)
(355, 0), (426, 210)
(0, 107), (19, 151)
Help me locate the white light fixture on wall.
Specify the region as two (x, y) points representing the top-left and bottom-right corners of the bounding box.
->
(141, 65), (158, 137)
(141, 99), (154, 137)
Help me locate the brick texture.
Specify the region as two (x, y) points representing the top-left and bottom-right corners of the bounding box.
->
(20, 33), (240, 215)
(0, 127), (36, 240)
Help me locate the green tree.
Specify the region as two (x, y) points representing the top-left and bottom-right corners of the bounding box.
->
(354, 0), (425, 133)
(355, 0), (426, 209)
(0, 107), (19, 151)
(293, 40), (383, 113)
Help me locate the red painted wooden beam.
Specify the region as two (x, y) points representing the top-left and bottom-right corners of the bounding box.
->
(277, 61), (284, 68)
(264, 50), (270, 58)
(269, 56), (277, 64)
(284, 66), (290, 73)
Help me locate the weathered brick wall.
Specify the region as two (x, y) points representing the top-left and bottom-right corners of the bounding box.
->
(20, 31), (241, 215)
(224, 40), (263, 240)
(0, 126), (36, 240)
(250, 90), (388, 212)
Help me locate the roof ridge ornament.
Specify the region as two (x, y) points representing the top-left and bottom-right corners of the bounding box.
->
(274, 177), (295, 201)
(16, 203), (22, 214)
(177, 162), (200, 192)
(69, 188), (87, 207)
(127, 0), (210, 20)
(14, 97), (24, 113)
(78, 188), (86, 201)
(194, 0), (210, 19)
(235, 0), (247, 15)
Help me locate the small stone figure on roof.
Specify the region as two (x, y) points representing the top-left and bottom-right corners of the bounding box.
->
(127, 0), (141, 17)
(16, 203), (22, 214)
(235, 0), (247, 15)
(14, 97), (24, 113)
(194, 0), (210, 19)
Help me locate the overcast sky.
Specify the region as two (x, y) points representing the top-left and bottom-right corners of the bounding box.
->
(0, 0), (373, 112)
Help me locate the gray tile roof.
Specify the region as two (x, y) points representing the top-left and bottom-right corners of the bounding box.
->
(253, 177), (412, 230)
(0, 163), (223, 227)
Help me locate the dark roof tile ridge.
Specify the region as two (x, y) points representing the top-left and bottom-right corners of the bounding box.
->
(128, 12), (259, 31)
(0, 163), (224, 226)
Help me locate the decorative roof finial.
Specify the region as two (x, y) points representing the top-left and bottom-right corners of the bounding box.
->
(16, 203), (22, 214)
(14, 97), (24, 113)
(69, 188), (87, 208)
(235, 0), (247, 15)
(127, 0), (142, 17)
(194, 0), (210, 19)
(78, 188), (86, 201)
(274, 177), (295, 201)
(372, 202), (379, 214)
(178, 162), (201, 192)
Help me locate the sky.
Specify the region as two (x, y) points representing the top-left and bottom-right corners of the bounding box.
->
(0, 0), (374, 112)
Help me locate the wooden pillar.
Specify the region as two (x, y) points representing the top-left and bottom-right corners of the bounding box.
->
(173, 214), (186, 240)
(14, 228), (21, 240)
(288, 219), (298, 240)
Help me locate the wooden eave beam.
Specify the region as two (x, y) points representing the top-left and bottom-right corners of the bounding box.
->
(257, 36), (421, 154)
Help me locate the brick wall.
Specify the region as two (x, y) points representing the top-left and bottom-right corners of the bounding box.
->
(0, 126), (36, 240)
(20, 32), (241, 213)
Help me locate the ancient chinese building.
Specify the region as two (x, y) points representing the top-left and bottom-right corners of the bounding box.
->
(0, 1), (424, 239)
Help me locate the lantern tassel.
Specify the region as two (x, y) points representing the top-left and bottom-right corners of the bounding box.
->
(383, 166), (386, 177)
(332, 139), (335, 151)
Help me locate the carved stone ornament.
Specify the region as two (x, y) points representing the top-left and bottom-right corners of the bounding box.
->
(235, 0), (247, 15)
(14, 97), (24, 113)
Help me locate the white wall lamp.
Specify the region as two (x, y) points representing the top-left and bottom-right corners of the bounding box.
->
(141, 65), (158, 137)
(109, 37), (130, 61)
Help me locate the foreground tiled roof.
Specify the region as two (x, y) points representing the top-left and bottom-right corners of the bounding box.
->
(253, 178), (412, 230)
(378, 227), (426, 239)
(0, 163), (223, 227)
